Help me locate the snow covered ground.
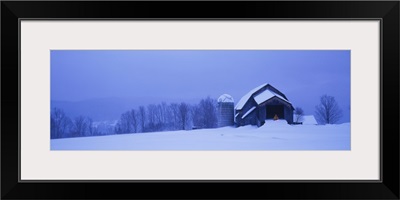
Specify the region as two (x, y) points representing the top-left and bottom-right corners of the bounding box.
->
(51, 120), (350, 150)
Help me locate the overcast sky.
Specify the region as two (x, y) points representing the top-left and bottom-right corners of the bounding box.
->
(51, 50), (350, 122)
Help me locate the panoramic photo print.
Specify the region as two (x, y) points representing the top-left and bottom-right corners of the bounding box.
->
(50, 50), (350, 150)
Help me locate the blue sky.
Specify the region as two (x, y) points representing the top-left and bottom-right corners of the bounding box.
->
(51, 50), (350, 122)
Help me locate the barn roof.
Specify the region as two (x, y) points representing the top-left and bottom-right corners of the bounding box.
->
(235, 83), (292, 110)
(254, 89), (290, 105)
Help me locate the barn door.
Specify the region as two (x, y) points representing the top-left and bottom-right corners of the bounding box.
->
(266, 105), (284, 119)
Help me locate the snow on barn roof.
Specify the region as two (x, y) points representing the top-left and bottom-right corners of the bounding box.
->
(218, 94), (234, 103)
(235, 83), (291, 110)
(235, 83), (267, 110)
(254, 89), (290, 105)
(242, 106), (256, 119)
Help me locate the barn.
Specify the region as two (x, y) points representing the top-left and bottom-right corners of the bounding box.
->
(235, 83), (294, 127)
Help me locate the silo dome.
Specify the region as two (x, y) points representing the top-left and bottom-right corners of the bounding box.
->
(217, 94), (235, 127)
(218, 94), (234, 103)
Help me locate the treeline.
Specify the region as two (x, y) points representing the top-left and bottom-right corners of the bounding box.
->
(115, 97), (218, 134)
(51, 97), (219, 139)
(50, 108), (105, 139)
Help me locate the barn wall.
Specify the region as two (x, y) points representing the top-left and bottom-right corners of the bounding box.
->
(241, 110), (258, 126)
(235, 98), (258, 126)
(258, 106), (266, 123)
(242, 98), (257, 114)
(284, 107), (294, 124)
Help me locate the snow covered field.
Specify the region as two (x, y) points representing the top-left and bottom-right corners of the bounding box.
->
(51, 120), (350, 150)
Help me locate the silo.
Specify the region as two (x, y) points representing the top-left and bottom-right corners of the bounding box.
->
(217, 94), (235, 127)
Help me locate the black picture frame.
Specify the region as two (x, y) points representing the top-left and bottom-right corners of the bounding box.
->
(1, 1), (399, 199)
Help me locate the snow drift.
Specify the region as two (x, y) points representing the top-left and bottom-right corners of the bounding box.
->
(51, 119), (350, 151)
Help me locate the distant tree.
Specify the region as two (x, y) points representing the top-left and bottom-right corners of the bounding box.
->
(71, 115), (89, 137)
(169, 103), (181, 130)
(315, 95), (343, 124)
(116, 109), (138, 134)
(294, 107), (304, 123)
(155, 104), (164, 126)
(191, 105), (201, 129)
(147, 104), (163, 132)
(154, 102), (173, 130)
(87, 118), (101, 136)
(130, 109), (138, 133)
(160, 102), (170, 127)
(178, 102), (190, 130)
(193, 97), (218, 129)
(120, 112), (131, 133)
(87, 117), (94, 136)
(123, 111), (132, 133)
(50, 108), (72, 139)
(114, 123), (123, 134)
(51, 117), (56, 137)
(147, 104), (157, 130)
(138, 106), (146, 132)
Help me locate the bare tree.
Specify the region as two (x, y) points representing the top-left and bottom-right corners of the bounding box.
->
(147, 104), (157, 127)
(116, 109), (138, 134)
(157, 102), (174, 130)
(315, 95), (343, 124)
(147, 104), (162, 132)
(193, 97), (218, 129)
(178, 102), (190, 130)
(138, 106), (146, 132)
(294, 107), (304, 123)
(160, 102), (170, 127)
(87, 117), (94, 136)
(50, 108), (71, 139)
(114, 123), (123, 134)
(169, 103), (180, 130)
(155, 104), (163, 125)
(72, 115), (89, 137)
(130, 109), (138, 133)
(191, 104), (200, 129)
(87, 117), (101, 136)
(120, 111), (132, 133)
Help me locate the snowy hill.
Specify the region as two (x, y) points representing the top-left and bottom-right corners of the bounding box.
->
(293, 115), (318, 125)
(51, 120), (350, 150)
